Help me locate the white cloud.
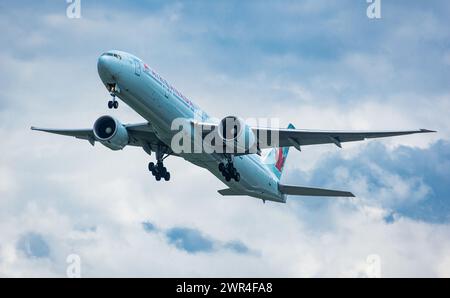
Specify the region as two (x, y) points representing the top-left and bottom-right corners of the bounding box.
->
(0, 1), (449, 277)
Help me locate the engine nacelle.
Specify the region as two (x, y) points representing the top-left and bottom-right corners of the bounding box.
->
(93, 115), (129, 150)
(218, 116), (256, 153)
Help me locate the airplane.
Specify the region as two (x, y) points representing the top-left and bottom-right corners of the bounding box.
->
(31, 50), (435, 203)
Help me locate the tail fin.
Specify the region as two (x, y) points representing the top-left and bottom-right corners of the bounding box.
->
(262, 123), (295, 180)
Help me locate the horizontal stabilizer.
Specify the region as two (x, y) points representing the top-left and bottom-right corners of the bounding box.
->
(279, 184), (355, 197)
(218, 188), (248, 196)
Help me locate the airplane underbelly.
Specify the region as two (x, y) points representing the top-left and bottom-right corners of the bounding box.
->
(116, 69), (282, 201)
(235, 157), (278, 193)
(179, 153), (282, 201)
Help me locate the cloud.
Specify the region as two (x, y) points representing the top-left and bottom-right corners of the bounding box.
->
(16, 233), (50, 259)
(142, 221), (158, 233)
(284, 140), (450, 223)
(223, 241), (251, 255)
(166, 227), (215, 253)
(142, 221), (253, 255)
(0, 0), (449, 277)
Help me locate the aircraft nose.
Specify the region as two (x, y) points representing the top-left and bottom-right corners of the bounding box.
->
(97, 54), (122, 83)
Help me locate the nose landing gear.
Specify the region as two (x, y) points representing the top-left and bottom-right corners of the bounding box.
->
(108, 98), (118, 109)
(219, 160), (240, 182)
(107, 84), (119, 109)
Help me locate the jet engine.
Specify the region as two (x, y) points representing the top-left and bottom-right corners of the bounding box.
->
(93, 115), (129, 150)
(218, 116), (256, 153)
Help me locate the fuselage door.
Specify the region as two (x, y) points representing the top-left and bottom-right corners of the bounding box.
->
(134, 60), (141, 76)
(163, 85), (169, 98)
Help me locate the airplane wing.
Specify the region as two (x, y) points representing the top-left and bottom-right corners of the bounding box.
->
(193, 120), (435, 151)
(255, 127), (436, 150)
(31, 127), (95, 143)
(278, 184), (355, 197)
(31, 122), (161, 147)
(191, 122), (436, 150)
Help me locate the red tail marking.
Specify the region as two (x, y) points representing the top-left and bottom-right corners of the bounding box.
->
(275, 148), (285, 172)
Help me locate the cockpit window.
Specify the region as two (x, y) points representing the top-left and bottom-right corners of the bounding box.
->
(102, 53), (122, 60)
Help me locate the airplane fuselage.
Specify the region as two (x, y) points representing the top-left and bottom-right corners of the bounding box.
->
(97, 50), (285, 202)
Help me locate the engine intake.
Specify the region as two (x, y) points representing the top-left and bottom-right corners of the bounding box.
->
(93, 115), (129, 150)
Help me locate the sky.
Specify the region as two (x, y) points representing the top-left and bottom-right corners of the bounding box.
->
(0, 0), (450, 277)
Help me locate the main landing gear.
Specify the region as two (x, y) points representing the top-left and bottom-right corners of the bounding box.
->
(107, 84), (119, 109)
(148, 161), (170, 181)
(219, 158), (240, 182)
(148, 145), (171, 181)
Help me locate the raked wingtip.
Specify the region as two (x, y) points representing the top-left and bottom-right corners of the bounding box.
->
(420, 128), (437, 133)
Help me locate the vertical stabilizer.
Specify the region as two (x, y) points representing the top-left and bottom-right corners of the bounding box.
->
(262, 123), (295, 179)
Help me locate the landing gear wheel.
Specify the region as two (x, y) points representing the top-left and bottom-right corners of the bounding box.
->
(149, 145), (172, 182)
(157, 163), (166, 176)
(108, 101), (113, 109)
(222, 159), (240, 183)
(225, 174), (231, 182)
(164, 172), (171, 181)
(234, 172), (240, 182)
(113, 101), (119, 109)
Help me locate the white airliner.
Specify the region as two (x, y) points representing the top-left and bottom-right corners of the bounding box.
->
(32, 50), (435, 203)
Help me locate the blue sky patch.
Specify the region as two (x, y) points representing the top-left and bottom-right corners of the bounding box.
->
(16, 232), (50, 259)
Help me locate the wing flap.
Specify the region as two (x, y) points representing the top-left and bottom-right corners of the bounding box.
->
(279, 184), (355, 197)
